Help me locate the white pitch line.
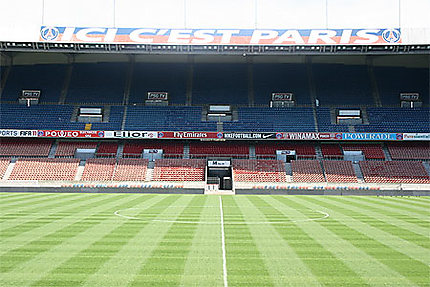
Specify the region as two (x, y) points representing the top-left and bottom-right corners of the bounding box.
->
(219, 196), (228, 287)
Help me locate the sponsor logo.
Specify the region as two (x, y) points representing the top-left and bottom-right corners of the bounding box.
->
(217, 132), (223, 139)
(382, 29), (401, 43)
(223, 133), (274, 139)
(111, 131), (158, 139)
(173, 132), (208, 138)
(403, 133), (430, 141)
(342, 133), (398, 141)
(276, 133), (283, 139)
(40, 26), (60, 41)
(158, 132), (164, 138)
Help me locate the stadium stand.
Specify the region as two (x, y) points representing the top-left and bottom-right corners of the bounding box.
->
(355, 108), (430, 133)
(9, 158), (79, 180)
(323, 160), (358, 183)
(224, 107), (316, 132)
(123, 141), (184, 157)
(0, 158), (11, 179)
(189, 142), (249, 158)
(316, 107), (350, 132)
(96, 142), (118, 157)
(342, 144), (385, 160)
(0, 139), (53, 157)
(153, 159), (206, 181)
(90, 106), (125, 131)
(255, 142), (316, 159)
(360, 161), (430, 184)
(192, 64), (248, 105)
(1, 64), (66, 103)
(387, 142), (430, 160)
(81, 158), (116, 181)
(55, 141), (98, 157)
(253, 64), (311, 105)
(113, 158), (148, 181)
(66, 63), (127, 104)
(291, 160), (325, 182)
(374, 67), (429, 106)
(129, 63), (188, 105)
(233, 159), (287, 182)
(125, 106), (217, 131)
(0, 104), (84, 130)
(313, 64), (373, 105)
(320, 144), (343, 159)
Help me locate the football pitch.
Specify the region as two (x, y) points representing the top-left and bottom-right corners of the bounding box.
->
(1, 192), (429, 287)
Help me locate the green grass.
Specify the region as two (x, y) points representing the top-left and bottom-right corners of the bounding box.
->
(1, 193), (429, 286)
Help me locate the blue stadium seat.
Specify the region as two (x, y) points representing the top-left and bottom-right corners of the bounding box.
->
(66, 63), (127, 104)
(124, 106), (217, 131)
(313, 64), (373, 106)
(356, 107), (430, 132)
(374, 67), (429, 106)
(0, 104), (84, 130)
(224, 107), (316, 132)
(129, 64), (188, 105)
(2, 64), (66, 103)
(253, 64), (311, 105)
(316, 107), (349, 132)
(192, 64), (248, 105)
(0, 104), (125, 131)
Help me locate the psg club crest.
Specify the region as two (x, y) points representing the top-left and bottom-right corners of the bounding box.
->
(382, 29), (401, 43)
(40, 26), (59, 41)
(217, 132), (223, 139)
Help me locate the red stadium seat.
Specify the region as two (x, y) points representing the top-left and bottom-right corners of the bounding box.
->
(153, 159), (205, 181)
(359, 161), (430, 184)
(9, 158), (79, 181)
(291, 160), (325, 182)
(233, 159), (287, 182)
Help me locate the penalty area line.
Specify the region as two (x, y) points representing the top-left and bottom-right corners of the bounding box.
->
(219, 196), (228, 287)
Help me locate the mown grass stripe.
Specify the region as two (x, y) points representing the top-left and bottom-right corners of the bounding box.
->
(305, 196), (430, 263)
(0, 192), (48, 205)
(0, 193), (100, 232)
(28, 195), (180, 287)
(81, 195), (199, 287)
(0, 193), (75, 211)
(388, 197), (430, 208)
(0, 194), (151, 273)
(354, 197), (429, 216)
(343, 196), (430, 229)
(1, 194), (154, 287)
(256, 196), (374, 287)
(296, 196), (430, 286)
(129, 196), (207, 287)
(0, 194), (119, 245)
(326, 197), (430, 246)
(179, 196), (224, 287)
(218, 196), (275, 287)
(238, 196), (321, 287)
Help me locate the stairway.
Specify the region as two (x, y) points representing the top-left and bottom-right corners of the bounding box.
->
(183, 143), (190, 159)
(145, 166), (154, 181)
(422, 162), (430, 177)
(117, 142), (124, 158)
(314, 144), (323, 160)
(2, 162), (15, 180)
(74, 161), (86, 181)
(382, 144), (392, 161)
(352, 162), (365, 183)
(121, 106), (128, 130)
(249, 145), (256, 159)
(59, 64), (73, 104)
(48, 141), (58, 158)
